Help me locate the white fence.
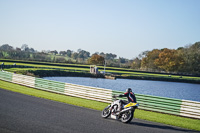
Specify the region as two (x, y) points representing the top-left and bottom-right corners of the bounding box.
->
(65, 83), (112, 103)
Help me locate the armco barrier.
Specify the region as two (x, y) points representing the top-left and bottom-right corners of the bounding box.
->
(0, 71), (13, 82)
(12, 73), (35, 88)
(65, 83), (112, 103)
(180, 100), (200, 119)
(35, 78), (65, 94)
(0, 70), (199, 119)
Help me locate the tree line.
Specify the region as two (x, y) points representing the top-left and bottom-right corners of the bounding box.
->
(0, 42), (199, 75)
(0, 44), (122, 65)
(131, 42), (200, 75)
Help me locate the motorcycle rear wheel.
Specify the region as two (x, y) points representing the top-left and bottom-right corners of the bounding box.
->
(121, 110), (134, 123)
(101, 106), (111, 118)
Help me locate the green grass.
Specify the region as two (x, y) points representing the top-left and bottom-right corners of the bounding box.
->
(0, 80), (107, 110)
(2, 62), (90, 71)
(0, 80), (200, 131)
(135, 110), (200, 131)
(0, 59), (89, 67)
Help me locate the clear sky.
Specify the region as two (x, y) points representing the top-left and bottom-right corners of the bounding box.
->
(0, 0), (199, 59)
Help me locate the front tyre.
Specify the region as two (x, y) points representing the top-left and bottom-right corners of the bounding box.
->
(101, 105), (111, 118)
(121, 110), (134, 123)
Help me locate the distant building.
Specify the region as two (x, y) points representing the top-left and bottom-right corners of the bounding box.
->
(90, 65), (98, 74)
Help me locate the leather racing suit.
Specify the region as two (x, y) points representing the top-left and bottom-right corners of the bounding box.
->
(118, 91), (137, 110)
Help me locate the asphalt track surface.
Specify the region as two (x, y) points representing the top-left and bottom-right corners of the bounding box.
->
(0, 89), (198, 133)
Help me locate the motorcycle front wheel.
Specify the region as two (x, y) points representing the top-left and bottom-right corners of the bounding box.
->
(101, 105), (111, 118)
(121, 110), (134, 123)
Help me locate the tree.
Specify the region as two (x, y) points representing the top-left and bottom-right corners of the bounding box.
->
(0, 44), (13, 51)
(56, 57), (66, 63)
(118, 57), (126, 63)
(66, 50), (72, 57)
(138, 51), (149, 59)
(141, 49), (160, 71)
(131, 57), (141, 69)
(77, 49), (82, 53)
(16, 47), (21, 51)
(20, 44), (35, 53)
(100, 52), (105, 58)
(50, 50), (58, 55)
(88, 54), (105, 65)
(59, 51), (67, 56)
(29, 48), (35, 53)
(154, 48), (182, 72)
(105, 53), (117, 60)
(77, 50), (90, 59)
(78, 52), (84, 59)
(83, 52), (90, 58)
(72, 52), (78, 59)
(181, 42), (200, 74)
(21, 44), (29, 51)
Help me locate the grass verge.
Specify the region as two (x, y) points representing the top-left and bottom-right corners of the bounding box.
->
(0, 80), (200, 131)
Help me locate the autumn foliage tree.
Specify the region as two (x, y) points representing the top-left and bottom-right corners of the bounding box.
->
(141, 49), (161, 71)
(88, 54), (105, 65)
(154, 48), (183, 72)
(134, 42), (200, 74)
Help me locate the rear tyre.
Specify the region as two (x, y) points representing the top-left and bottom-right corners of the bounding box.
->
(101, 105), (111, 118)
(121, 110), (134, 123)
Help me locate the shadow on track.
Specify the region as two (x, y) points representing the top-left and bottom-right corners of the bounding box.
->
(130, 121), (199, 133)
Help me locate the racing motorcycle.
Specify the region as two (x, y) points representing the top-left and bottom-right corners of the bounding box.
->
(101, 95), (139, 123)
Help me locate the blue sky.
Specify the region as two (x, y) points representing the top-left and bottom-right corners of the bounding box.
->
(0, 0), (199, 59)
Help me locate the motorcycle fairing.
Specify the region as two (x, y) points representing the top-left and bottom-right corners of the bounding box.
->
(124, 102), (137, 108)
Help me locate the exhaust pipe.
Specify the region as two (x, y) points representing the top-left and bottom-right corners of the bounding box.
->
(116, 107), (133, 115)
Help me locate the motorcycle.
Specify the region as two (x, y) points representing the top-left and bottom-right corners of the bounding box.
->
(101, 95), (139, 123)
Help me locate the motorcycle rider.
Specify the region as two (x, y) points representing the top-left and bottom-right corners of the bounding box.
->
(117, 88), (137, 111)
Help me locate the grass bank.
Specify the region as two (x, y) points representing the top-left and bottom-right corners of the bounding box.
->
(0, 80), (199, 131)
(5, 68), (104, 78)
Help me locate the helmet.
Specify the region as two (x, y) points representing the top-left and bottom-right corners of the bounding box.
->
(126, 88), (132, 92)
